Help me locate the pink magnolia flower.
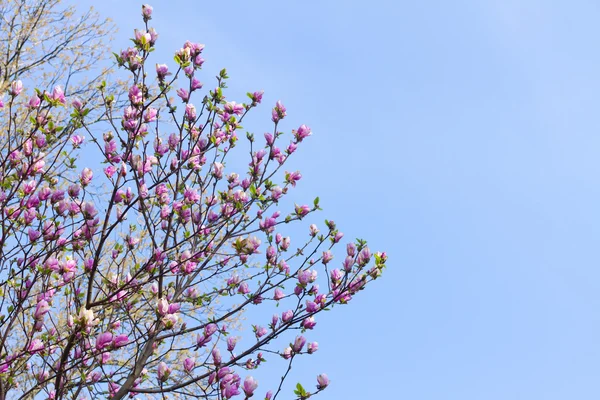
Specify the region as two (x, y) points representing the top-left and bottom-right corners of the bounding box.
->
(68, 184), (80, 198)
(347, 243), (357, 257)
(295, 204), (310, 217)
(23, 140), (33, 156)
(44, 258), (59, 272)
(282, 347), (292, 359)
(254, 325), (267, 339)
(77, 307), (97, 328)
(35, 134), (46, 148)
(61, 259), (76, 275)
(184, 41), (205, 57)
(36, 369), (49, 383)
(144, 107), (158, 122)
(156, 63), (169, 80)
(292, 336), (306, 353)
(321, 251), (333, 265)
(9, 80), (23, 96)
(285, 171), (302, 187)
(266, 246), (277, 263)
(223, 381), (241, 399)
(204, 323), (218, 336)
(183, 357), (195, 373)
(177, 88), (189, 102)
(238, 282), (250, 295)
(317, 373), (329, 389)
(281, 310), (293, 323)
(212, 162), (224, 179)
(126, 235), (139, 249)
(95, 332), (113, 350)
(100, 352), (111, 364)
(302, 316), (316, 330)
(297, 269), (314, 286)
(26, 194), (40, 208)
(109, 382), (120, 397)
(82, 202), (97, 219)
(330, 269), (343, 283)
(306, 300), (319, 313)
(191, 78), (203, 90)
(112, 334), (129, 348)
(162, 313), (177, 328)
(51, 86), (65, 104)
(148, 27), (158, 45)
(286, 143), (298, 155)
(343, 256), (354, 272)
(36, 110), (50, 126)
(270, 315), (279, 330)
(212, 348), (221, 366)
(80, 168), (93, 186)
(242, 376), (258, 397)
(168, 303), (180, 314)
(194, 55), (204, 68)
(34, 300), (51, 320)
(264, 132), (274, 146)
(72, 98), (83, 110)
(157, 362), (171, 382)
(196, 333), (212, 348)
(224, 101), (244, 116)
(281, 236), (291, 251)
(28, 229), (41, 242)
(184, 103), (196, 120)
(28, 339), (44, 353)
(271, 100), (286, 123)
(273, 288), (285, 301)
(90, 371), (102, 382)
(157, 298), (169, 316)
(142, 4), (153, 20)
(259, 216), (277, 233)
(250, 90), (263, 104)
(128, 85), (143, 105)
(227, 336), (237, 352)
(294, 124), (312, 142)
(28, 95), (41, 108)
(357, 247), (371, 266)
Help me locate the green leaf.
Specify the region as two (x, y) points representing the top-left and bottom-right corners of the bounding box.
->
(112, 52), (122, 65)
(294, 383), (307, 397)
(249, 185), (258, 198)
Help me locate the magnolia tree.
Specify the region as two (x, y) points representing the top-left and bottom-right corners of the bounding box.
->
(0, 0), (117, 121)
(0, 4), (387, 400)
(0, 0), (111, 86)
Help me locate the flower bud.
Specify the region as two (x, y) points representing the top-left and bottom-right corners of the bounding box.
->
(317, 373), (329, 389)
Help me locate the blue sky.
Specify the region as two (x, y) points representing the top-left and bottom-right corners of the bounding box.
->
(80, 1), (600, 398)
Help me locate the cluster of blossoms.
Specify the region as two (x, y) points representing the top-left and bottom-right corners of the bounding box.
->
(0, 4), (386, 400)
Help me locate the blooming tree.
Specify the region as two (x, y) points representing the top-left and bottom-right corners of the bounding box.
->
(0, 4), (387, 400)
(0, 0), (118, 121)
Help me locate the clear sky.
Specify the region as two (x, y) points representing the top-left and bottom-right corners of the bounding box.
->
(79, 1), (600, 399)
